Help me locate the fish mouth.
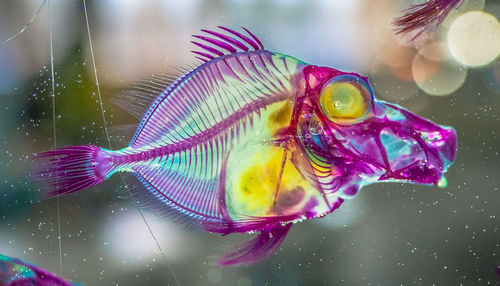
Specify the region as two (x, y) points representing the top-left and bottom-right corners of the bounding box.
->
(378, 126), (457, 187)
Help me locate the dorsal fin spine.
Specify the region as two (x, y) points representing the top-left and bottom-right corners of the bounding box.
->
(218, 26), (260, 50)
(191, 41), (223, 56)
(192, 50), (214, 61)
(201, 29), (249, 51)
(193, 35), (237, 53)
(242, 27), (264, 49)
(195, 56), (208, 63)
(191, 27), (265, 61)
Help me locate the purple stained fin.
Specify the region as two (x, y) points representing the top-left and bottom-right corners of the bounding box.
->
(191, 26), (264, 61)
(393, 0), (464, 39)
(0, 254), (77, 285)
(218, 26), (260, 50)
(217, 223), (292, 266)
(115, 172), (208, 230)
(202, 29), (249, 51)
(191, 41), (223, 57)
(193, 35), (237, 54)
(203, 213), (302, 234)
(129, 47), (292, 149)
(241, 27), (264, 50)
(29, 145), (112, 198)
(110, 72), (182, 119)
(108, 123), (139, 145)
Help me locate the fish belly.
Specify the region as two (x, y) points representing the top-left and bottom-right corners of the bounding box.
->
(224, 100), (332, 221)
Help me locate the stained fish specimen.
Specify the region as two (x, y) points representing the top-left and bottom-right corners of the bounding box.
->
(0, 255), (77, 286)
(394, 0), (465, 38)
(31, 27), (457, 266)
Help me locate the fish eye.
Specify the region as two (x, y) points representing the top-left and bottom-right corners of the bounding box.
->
(319, 75), (373, 125)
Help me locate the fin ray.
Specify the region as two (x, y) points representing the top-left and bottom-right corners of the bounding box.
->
(108, 123), (138, 145)
(217, 223), (292, 266)
(129, 50), (302, 149)
(116, 172), (205, 229)
(110, 72), (181, 119)
(129, 136), (230, 223)
(191, 26), (264, 60)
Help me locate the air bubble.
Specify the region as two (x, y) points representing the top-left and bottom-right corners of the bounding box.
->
(301, 109), (311, 118)
(309, 114), (323, 135)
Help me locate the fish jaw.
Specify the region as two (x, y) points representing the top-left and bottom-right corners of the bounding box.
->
(374, 101), (457, 186)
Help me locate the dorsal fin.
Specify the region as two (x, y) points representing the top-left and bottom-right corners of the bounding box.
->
(110, 69), (189, 119)
(108, 123), (139, 146)
(191, 26), (265, 62)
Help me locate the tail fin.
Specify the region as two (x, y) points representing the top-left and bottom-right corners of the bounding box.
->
(30, 145), (114, 198)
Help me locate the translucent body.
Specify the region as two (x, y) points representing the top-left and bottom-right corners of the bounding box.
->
(224, 100), (334, 221)
(32, 27), (457, 266)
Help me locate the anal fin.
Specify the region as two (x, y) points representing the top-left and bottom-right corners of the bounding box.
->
(217, 223), (292, 266)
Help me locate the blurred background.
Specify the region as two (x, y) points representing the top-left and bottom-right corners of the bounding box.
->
(0, 0), (499, 285)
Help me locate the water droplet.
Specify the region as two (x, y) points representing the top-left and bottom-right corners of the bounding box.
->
(437, 176), (448, 188)
(309, 114), (323, 135)
(301, 109), (311, 118)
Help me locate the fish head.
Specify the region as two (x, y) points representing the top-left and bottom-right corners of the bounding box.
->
(294, 65), (457, 197)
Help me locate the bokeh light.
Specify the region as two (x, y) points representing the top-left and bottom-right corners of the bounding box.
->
(447, 11), (500, 67)
(412, 41), (468, 96)
(383, 43), (417, 82)
(440, 0), (486, 29)
(370, 69), (419, 103)
(103, 211), (192, 267)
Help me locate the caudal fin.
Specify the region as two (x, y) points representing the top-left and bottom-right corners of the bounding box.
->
(30, 145), (112, 198)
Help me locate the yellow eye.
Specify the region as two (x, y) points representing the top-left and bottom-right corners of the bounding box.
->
(320, 75), (372, 124)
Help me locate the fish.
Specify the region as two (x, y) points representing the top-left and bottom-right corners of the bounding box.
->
(0, 254), (78, 286)
(31, 26), (457, 266)
(393, 0), (465, 39)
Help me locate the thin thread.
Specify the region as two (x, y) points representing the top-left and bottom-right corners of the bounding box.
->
(0, 0), (47, 47)
(81, 1), (180, 285)
(49, 0), (63, 280)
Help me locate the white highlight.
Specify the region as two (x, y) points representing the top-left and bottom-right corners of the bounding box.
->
(447, 11), (500, 67)
(103, 212), (192, 266)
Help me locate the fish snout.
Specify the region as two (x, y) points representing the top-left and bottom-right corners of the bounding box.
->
(402, 127), (456, 186)
(378, 123), (457, 187)
(421, 126), (457, 186)
(421, 127), (457, 166)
